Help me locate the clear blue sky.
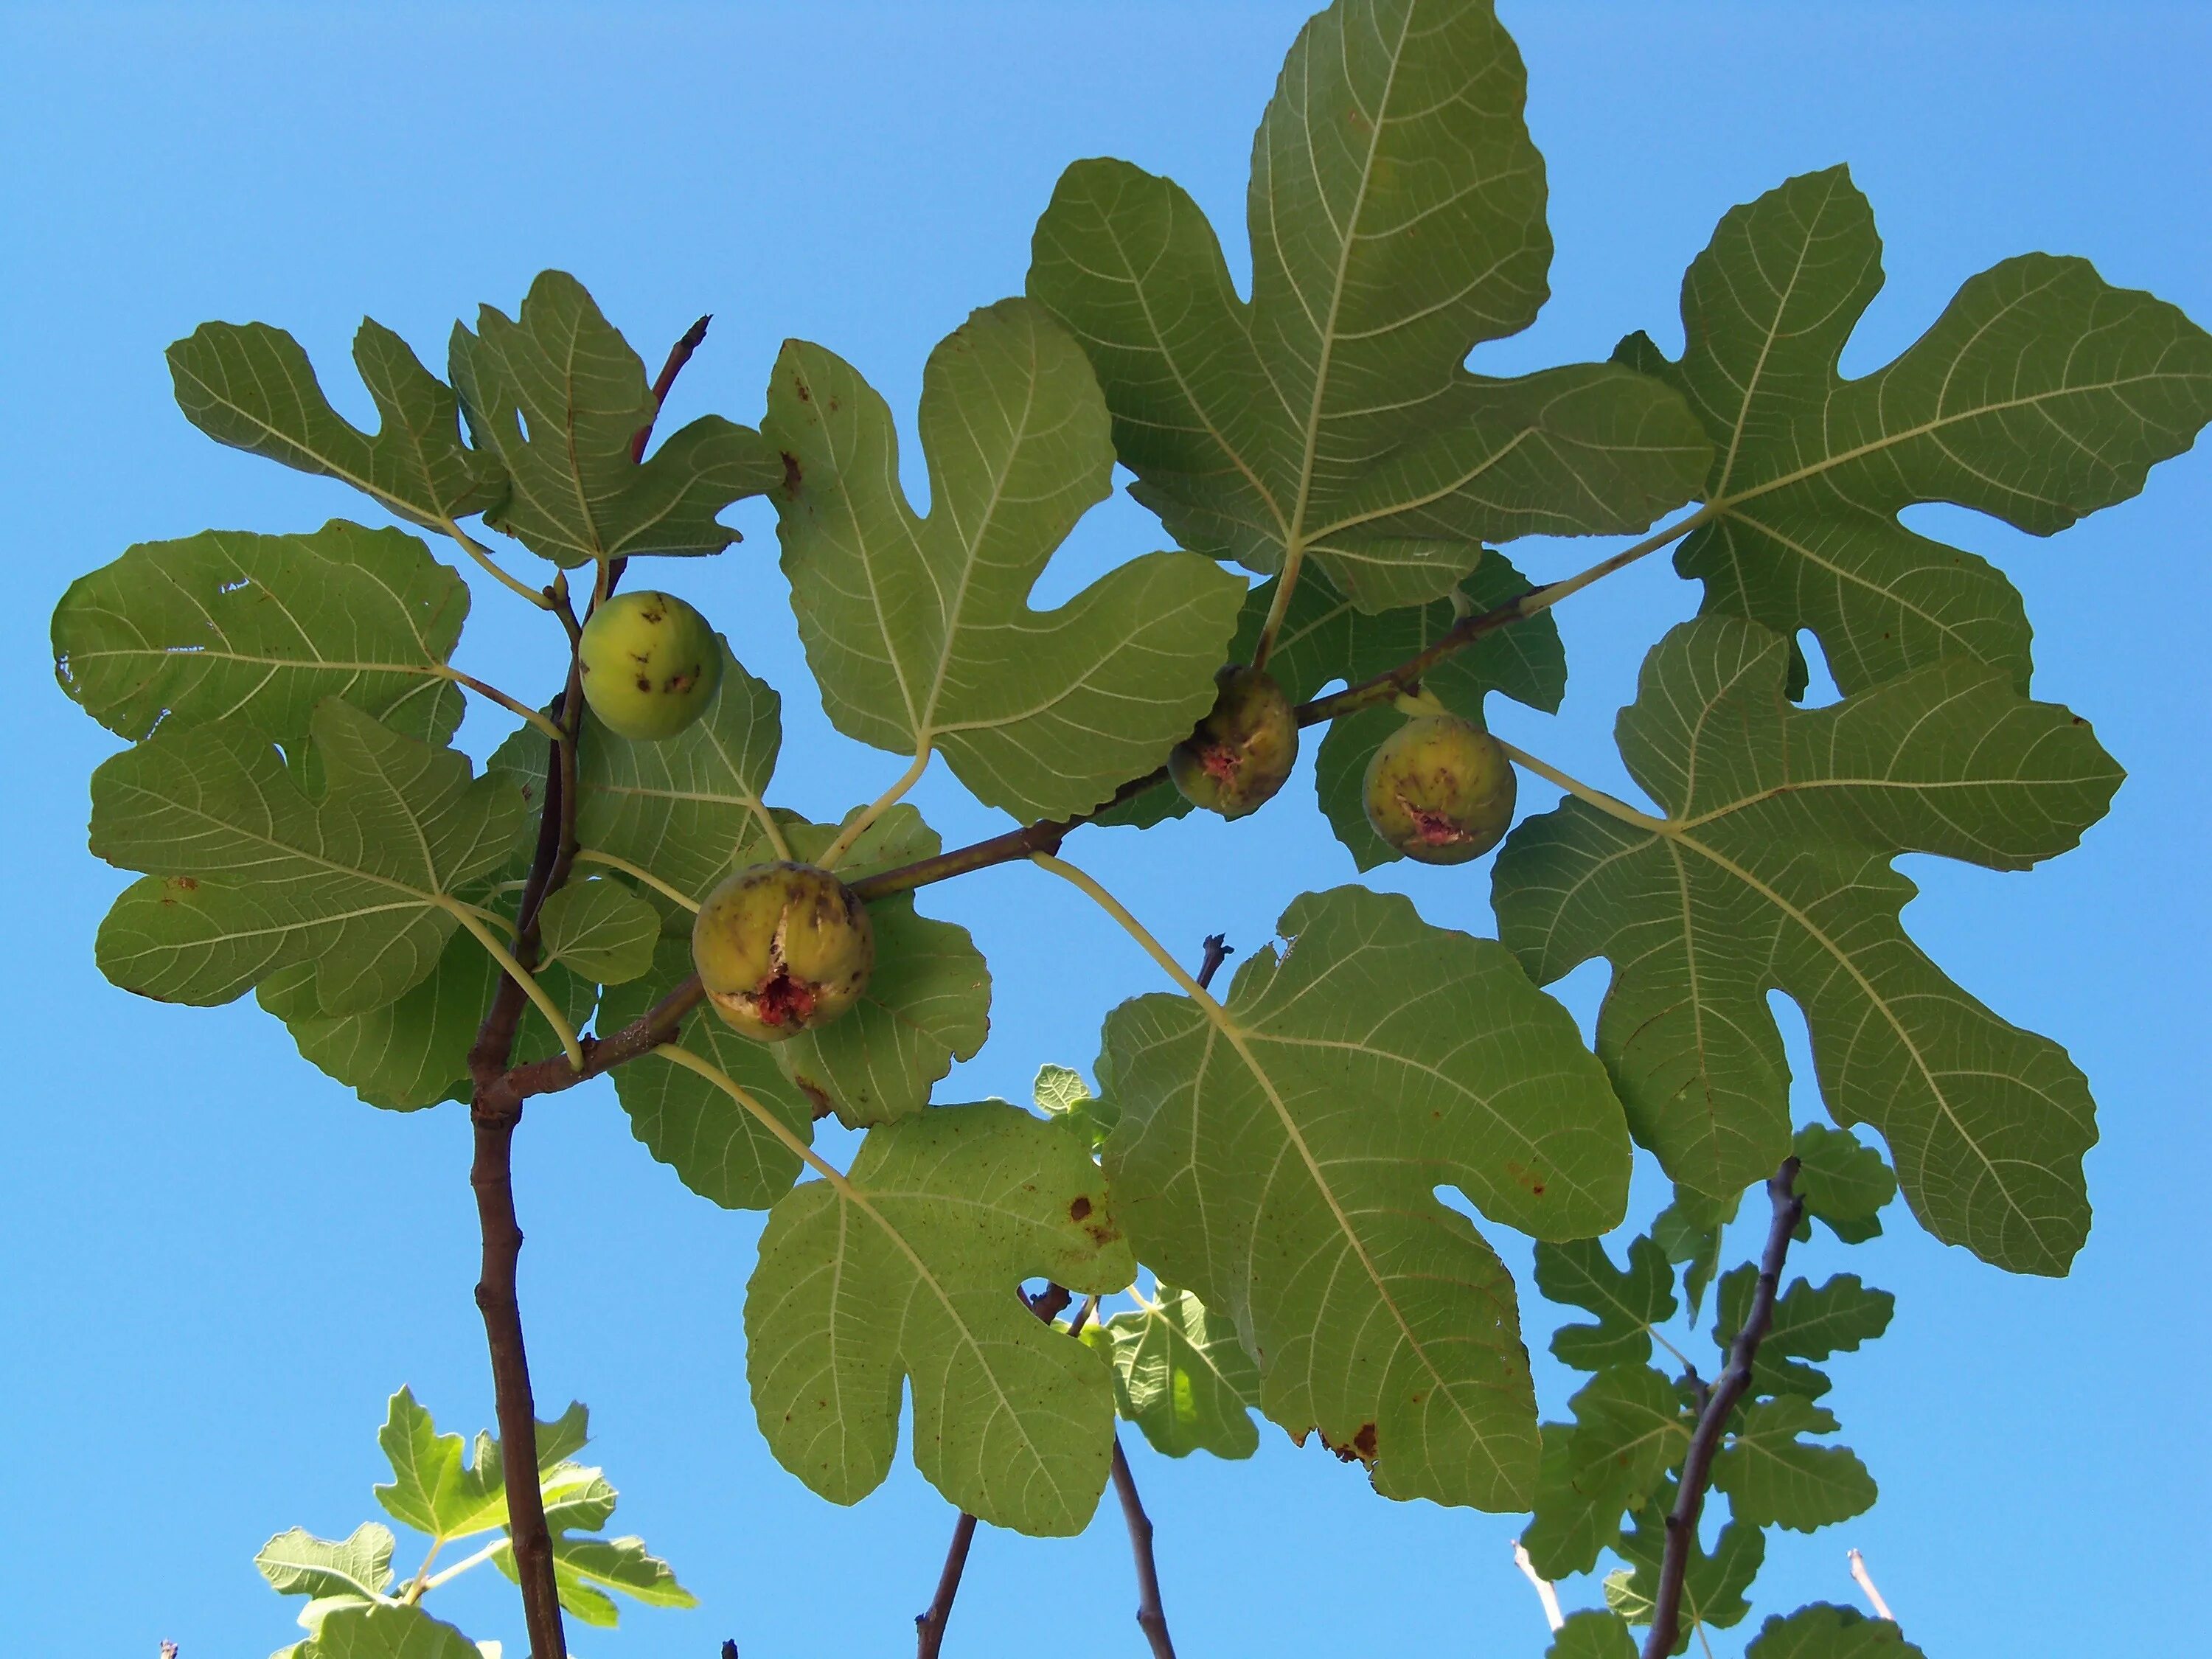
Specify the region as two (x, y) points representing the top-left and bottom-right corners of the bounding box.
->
(3, 4), (2206, 1655)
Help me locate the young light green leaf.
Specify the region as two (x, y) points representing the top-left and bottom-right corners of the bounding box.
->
(1535, 1235), (1680, 1371)
(373, 1389), (594, 1544)
(1615, 1505), (1765, 1653)
(1711, 1395), (1877, 1531)
(168, 319), (501, 529)
(1745, 1604), (1927, 1659)
(255, 1523), (397, 1601)
(91, 700), (525, 1015)
(764, 298), (1245, 821)
(570, 645), (785, 916)
(1493, 615), (2121, 1273)
(747, 1102), (1135, 1537)
(1035, 1062), (1116, 1152)
(1082, 1284), (1260, 1460)
(538, 877), (659, 985)
(1631, 165), (2212, 695)
(1650, 1182), (1742, 1319)
(53, 522), (468, 748)
(1793, 1123), (1897, 1244)
(449, 271), (779, 566)
(1099, 886), (1631, 1510)
(492, 1534), (696, 1630)
(600, 940), (812, 1210)
(372, 1387), (490, 1540)
(1548, 1612), (1638, 1659)
(296, 1604), (479, 1659)
(1029, 0), (1708, 612)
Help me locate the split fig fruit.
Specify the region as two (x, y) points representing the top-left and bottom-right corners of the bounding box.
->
(692, 862), (874, 1042)
(1362, 714), (1516, 864)
(1168, 665), (1298, 820)
(578, 589), (722, 740)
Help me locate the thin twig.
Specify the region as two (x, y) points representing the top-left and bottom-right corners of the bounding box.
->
(1196, 933), (1233, 990)
(1512, 1540), (1567, 1633)
(1642, 1158), (1804, 1659)
(633, 315), (713, 462)
(913, 1513), (978, 1659)
(1848, 1548), (1897, 1623)
(1112, 1438), (1178, 1659)
(479, 509), (1691, 1111)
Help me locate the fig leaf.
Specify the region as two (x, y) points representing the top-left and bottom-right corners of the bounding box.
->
(747, 1102), (1134, 1536)
(1631, 164), (2212, 694)
(1493, 614), (2121, 1273)
(1097, 885), (1630, 1510)
(1029, 0), (1708, 613)
(762, 296), (1245, 821)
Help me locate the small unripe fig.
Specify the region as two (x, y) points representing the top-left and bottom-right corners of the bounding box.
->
(1168, 665), (1298, 820)
(1362, 714), (1517, 864)
(578, 590), (722, 740)
(692, 862), (874, 1041)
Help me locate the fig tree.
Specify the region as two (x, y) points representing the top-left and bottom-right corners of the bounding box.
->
(1169, 664), (1298, 820)
(578, 589), (722, 740)
(1362, 714), (1517, 865)
(692, 861), (874, 1042)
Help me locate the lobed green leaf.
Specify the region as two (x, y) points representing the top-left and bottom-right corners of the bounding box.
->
(53, 521), (468, 748)
(1494, 614), (2121, 1272)
(746, 1102), (1134, 1536)
(168, 319), (500, 529)
(1536, 1234), (1680, 1371)
(1099, 886), (1630, 1509)
(763, 297), (1245, 821)
(1029, 0), (1710, 612)
(91, 700), (525, 1015)
(449, 271), (779, 566)
(1633, 164), (2212, 694)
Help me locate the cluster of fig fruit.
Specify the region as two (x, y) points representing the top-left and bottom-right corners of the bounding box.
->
(577, 588), (878, 1043)
(1166, 662), (1516, 864)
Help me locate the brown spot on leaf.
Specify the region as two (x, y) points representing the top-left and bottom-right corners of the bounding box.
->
(796, 1078), (835, 1121)
(1504, 1160), (1548, 1198)
(1317, 1422), (1380, 1464)
(781, 450), (803, 492)
(1068, 1194), (1093, 1222)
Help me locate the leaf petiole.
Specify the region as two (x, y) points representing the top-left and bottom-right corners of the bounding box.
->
(819, 748), (931, 871)
(574, 847), (700, 913)
(438, 516), (555, 611)
(445, 901), (585, 1071)
(434, 667), (565, 742)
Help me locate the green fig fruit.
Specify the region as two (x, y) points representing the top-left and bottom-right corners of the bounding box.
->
(578, 589), (722, 740)
(692, 862), (874, 1042)
(1361, 714), (1516, 864)
(1168, 665), (1298, 820)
